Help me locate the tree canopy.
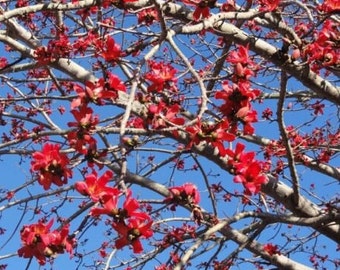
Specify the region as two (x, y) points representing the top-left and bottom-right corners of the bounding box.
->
(0, 0), (339, 269)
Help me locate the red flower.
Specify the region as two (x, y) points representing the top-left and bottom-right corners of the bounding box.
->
(67, 105), (98, 154)
(165, 183), (200, 209)
(112, 217), (153, 253)
(311, 100), (325, 115)
(90, 189), (150, 221)
(225, 143), (255, 170)
(90, 193), (119, 217)
(186, 119), (235, 156)
(147, 101), (185, 134)
(234, 161), (268, 195)
(0, 57), (8, 69)
(101, 36), (122, 62)
(144, 60), (177, 92)
(318, 0), (340, 12)
(215, 81), (260, 135)
(18, 220), (75, 265)
(31, 143), (72, 190)
(263, 243), (281, 256)
(71, 74), (126, 108)
(75, 170), (118, 202)
(257, 0), (280, 12)
(183, 0), (214, 21)
(137, 8), (159, 25)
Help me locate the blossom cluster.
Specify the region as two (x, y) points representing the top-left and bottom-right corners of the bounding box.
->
(75, 171), (153, 253)
(17, 219), (75, 265)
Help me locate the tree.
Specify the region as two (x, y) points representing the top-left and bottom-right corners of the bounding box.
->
(0, 0), (339, 269)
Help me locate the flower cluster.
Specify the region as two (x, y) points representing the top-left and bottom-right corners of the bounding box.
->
(144, 60), (178, 92)
(67, 105), (99, 154)
(101, 35), (122, 62)
(137, 8), (159, 25)
(226, 143), (268, 195)
(182, 0), (216, 21)
(303, 20), (340, 72)
(30, 143), (72, 190)
(186, 119), (235, 156)
(34, 34), (72, 65)
(17, 219), (75, 265)
(75, 171), (153, 253)
(71, 72), (126, 108)
(263, 243), (281, 256)
(165, 183), (203, 223)
(216, 45), (261, 135)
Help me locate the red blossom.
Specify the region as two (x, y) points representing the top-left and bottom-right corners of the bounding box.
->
(147, 101), (185, 133)
(257, 0), (280, 12)
(263, 243), (281, 256)
(0, 57), (8, 69)
(186, 119), (235, 156)
(112, 217), (153, 253)
(162, 223), (197, 247)
(215, 80), (260, 135)
(234, 161), (268, 195)
(318, 0), (340, 12)
(165, 183), (200, 209)
(90, 189), (150, 222)
(101, 36), (122, 62)
(18, 220), (75, 265)
(31, 143), (72, 190)
(183, 0), (215, 21)
(74, 170), (118, 202)
(34, 34), (72, 65)
(311, 100), (325, 115)
(137, 8), (159, 25)
(67, 105), (98, 154)
(225, 143), (267, 194)
(144, 60), (178, 92)
(71, 74), (126, 108)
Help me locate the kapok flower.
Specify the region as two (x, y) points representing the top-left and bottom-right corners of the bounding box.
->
(90, 189), (150, 221)
(263, 243), (281, 255)
(186, 119), (235, 156)
(112, 217), (153, 253)
(71, 73), (126, 108)
(31, 143), (72, 190)
(144, 60), (178, 92)
(234, 161), (268, 195)
(101, 36), (122, 62)
(67, 105), (98, 154)
(74, 170), (118, 202)
(18, 219), (75, 265)
(165, 183), (200, 210)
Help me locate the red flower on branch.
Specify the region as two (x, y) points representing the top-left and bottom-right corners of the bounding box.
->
(31, 143), (72, 190)
(233, 161), (268, 195)
(183, 0), (216, 21)
(101, 36), (122, 62)
(18, 219), (75, 265)
(186, 119), (235, 156)
(144, 60), (178, 92)
(147, 101), (185, 133)
(75, 170), (118, 202)
(67, 105), (98, 154)
(257, 0), (280, 12)
(112, 217), (153, 253)
(215, 81), (260, 135)
(263, 243), (281, 256)
(225, 143), (267, 195)
(71, 73), (126, 108)
(137, 8), (159, 25)
(90, 189), (150, 221)
(319, 0), (340, 12)
(165, 183), (200, 210)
